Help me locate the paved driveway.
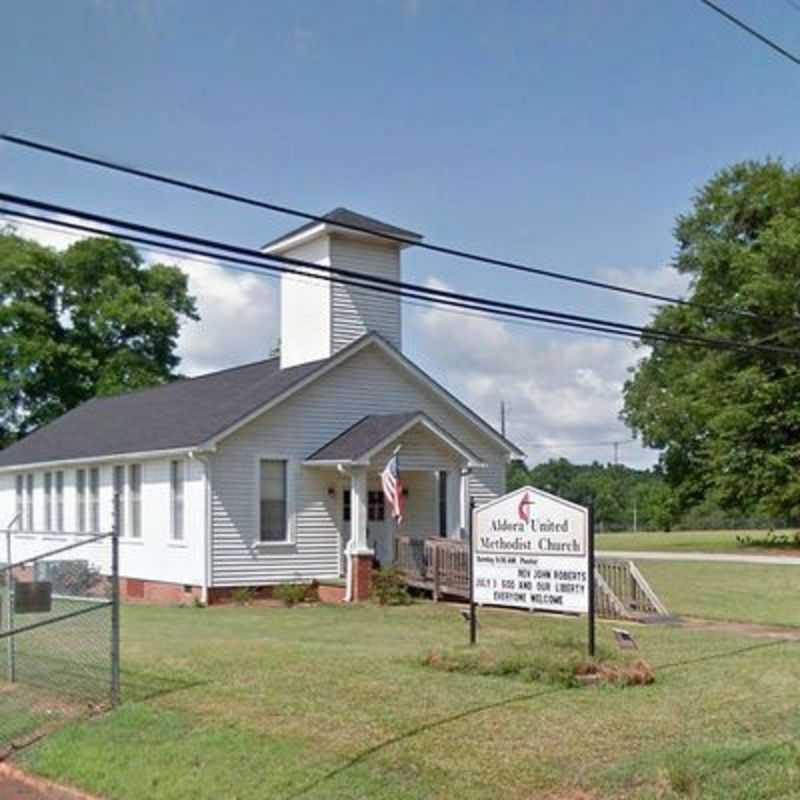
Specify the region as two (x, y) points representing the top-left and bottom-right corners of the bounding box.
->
(598, 550), (800, 565)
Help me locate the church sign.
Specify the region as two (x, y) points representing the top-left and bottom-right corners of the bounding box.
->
(472, 486), (591, 614)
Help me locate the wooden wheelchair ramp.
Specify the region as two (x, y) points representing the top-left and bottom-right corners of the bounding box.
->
(395, 536), (670, 622)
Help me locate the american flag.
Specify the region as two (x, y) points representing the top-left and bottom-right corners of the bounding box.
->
(381, 452), (403, 523)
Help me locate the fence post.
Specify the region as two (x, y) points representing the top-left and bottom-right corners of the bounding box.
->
(5, 526), (15, 683)
(432, 543), (440, 602)
(110, 492), (121, 708)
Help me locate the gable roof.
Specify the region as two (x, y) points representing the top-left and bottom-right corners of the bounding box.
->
(0, 356), (325, 469)
(262, 207), (422, 252)
(305, 411), (481, 466)
(307, 412), (419, 463)
(0, 333), (524, 471)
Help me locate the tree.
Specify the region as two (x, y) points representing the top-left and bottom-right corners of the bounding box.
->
(0, 230), (198, 445)
(622, 161), (800, 520)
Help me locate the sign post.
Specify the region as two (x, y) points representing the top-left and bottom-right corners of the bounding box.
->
(587, 504), (596, 658)
(471, 487), (592, 648)
(468, 498), (477, 646)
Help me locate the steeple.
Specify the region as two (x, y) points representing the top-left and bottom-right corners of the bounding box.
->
(262, 208), (422, 369)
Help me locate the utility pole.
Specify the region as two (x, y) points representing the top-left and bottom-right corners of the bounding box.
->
(613, 441), (619, 465)
(633, 498), (638, 535)
(500, 401), (507, 438)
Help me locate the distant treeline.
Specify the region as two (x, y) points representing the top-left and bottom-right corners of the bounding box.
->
(507, 459), (791, 533)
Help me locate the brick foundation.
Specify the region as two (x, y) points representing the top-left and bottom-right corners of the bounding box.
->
(317, 583), (347, 603)
(118, 578), (349, 606)
(351, 554), (374, 602)
(120, 577), (203, 605)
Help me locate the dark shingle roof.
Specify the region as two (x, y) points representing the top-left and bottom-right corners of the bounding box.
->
(0, 356), (326, 468)
(306, 412), (420, 462)
(262, 207), (422, 250)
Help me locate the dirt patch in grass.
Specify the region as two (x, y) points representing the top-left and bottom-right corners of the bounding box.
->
(420, 633), (652, 689)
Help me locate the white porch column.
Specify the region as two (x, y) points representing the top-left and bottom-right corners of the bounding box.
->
(349, 465), (371, 554)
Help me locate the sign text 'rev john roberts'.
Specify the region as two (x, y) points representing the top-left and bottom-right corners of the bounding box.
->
(472, 486), (590, 614)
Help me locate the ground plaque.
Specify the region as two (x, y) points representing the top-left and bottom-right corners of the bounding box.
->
(472, 486), (590, 614)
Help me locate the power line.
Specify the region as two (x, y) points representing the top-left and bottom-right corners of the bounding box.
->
(699, 0), (800, 67)
(522, 438), (636, 449)
(0, 132), (792, 328)
(0, 212), (639, 346)
(0, 206), (657, 343)
(3, 194), (799, 358)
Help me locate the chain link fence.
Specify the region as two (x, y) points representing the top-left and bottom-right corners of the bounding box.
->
(0, 523), (119, 753)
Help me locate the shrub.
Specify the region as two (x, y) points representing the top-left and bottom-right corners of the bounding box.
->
(372, 567), (411, 606)
(231, 587), (256, 606)
(274, 583), (312, 607)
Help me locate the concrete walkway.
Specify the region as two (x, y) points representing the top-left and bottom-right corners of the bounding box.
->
(598, 550), (800, 566)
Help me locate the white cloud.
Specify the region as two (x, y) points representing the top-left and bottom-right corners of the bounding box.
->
(596, 264), (692, 325)
(2, 214), (112, 251)
(175, 259), (279, 376)
(408, 277), (656, 468)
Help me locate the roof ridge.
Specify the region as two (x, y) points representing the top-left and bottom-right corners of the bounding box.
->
(87, 355), (282, 405)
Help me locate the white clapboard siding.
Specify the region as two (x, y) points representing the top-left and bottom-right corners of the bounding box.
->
(0, 457), (206, 585)
(280, 237), (332, 369)
(329, 237), (402, 352)
(210, 342), (507, 586)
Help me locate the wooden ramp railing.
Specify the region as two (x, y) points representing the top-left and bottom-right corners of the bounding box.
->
(394, 536), (669, 621)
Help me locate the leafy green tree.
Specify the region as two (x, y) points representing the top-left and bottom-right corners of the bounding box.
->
(508, 458), (672, 531)
(622, 160), (800, 520)
(0, 230), (198, 445)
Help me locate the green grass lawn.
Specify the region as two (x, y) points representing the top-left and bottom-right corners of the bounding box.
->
(639, 560), (800, 627)
(10, 601), (800, 800)
(597, 528), (797, 553)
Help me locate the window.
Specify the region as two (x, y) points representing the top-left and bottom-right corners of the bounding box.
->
(25, 473), (34, 531)
(76, 469), (87, 532)
(89, 467), (100, 532)
(44, 472), (53, 531)
(367, 491), (385, 522)
(55, 471), (64, 532)
(113, 466), (125, 536)
(170, 460), (184, 541)
(259, 460), (287, 543)
(438, 471), (448, 537)
(342, 489), (351, 523)
(15, 475), (23, 530)
(343, 490), (384, 523)
(129, 464), (142, 538)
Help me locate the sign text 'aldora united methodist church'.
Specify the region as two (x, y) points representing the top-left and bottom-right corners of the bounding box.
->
(472, 486), (590, 614)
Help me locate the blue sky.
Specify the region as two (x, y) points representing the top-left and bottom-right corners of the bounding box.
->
(2, 0), (799, 466)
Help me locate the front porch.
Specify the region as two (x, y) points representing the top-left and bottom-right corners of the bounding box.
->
(303, 411), (481, 600)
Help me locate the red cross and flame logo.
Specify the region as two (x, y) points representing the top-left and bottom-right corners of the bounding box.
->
(517, 492), (534, 523)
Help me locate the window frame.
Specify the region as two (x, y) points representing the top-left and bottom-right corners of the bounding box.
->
(44, 471), (53, 532)
(113, 465), (126, 537)
(25, 473), (34, 531)
(89, 467), (100, 533)
(170, 460), (185, 542)
(15, 474), (23, 530)
(128, 463), (142, 539)
(367, 490), (385, 523)
(76, 468), (87, 533)
(254, 455), (294, 546)
(54, 471), (64, 533)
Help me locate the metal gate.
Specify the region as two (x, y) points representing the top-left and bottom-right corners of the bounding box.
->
(0, 518), (119, 752)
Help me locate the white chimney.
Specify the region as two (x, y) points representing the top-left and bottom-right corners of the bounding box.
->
(262, 209), (422, 370)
